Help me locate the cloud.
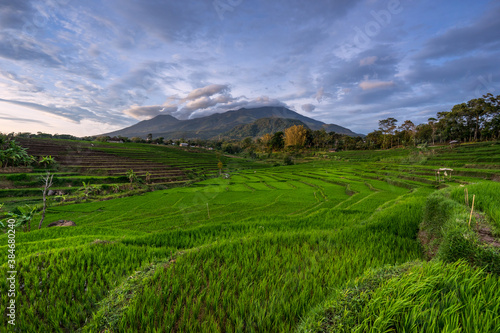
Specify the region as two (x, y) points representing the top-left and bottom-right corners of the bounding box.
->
(416, 5), (500, 60)
(359, 80), (395, 90)
(0, 1), (34, 30)
(301, 104), (316, 112)
(122, 83), (289, 121)
(0, 70), (44, 92)
(111, 0), (214, 42)
(183, 84), (230, 101)
(360, 56), (377, 66)
(0, 97), (114, 124)
(0, 31), (61, 67)
(0, 115), (49, 125)
(104, 61), (181, 108)
(244, 96), (287, 109)
(123, 105), (165, 119)
(315, 87), (333, 103)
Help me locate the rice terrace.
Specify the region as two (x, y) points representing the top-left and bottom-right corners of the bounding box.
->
(1, 133), (500, 332)
(1, 1), (500, 332)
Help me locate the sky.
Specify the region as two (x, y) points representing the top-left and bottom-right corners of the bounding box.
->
(0, 0), (499, 136)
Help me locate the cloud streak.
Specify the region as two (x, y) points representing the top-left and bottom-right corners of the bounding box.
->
(359, 80), (395, 90)
(0, 0), (498, 135)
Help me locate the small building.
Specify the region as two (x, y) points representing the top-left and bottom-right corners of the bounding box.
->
(179, 143), (188, 147)
(449, 140), (460, 145)
(435, 168), (453, 182)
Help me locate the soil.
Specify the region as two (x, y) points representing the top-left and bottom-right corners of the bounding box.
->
(417, 229), (440, 260)
(475, 219), (500, 247)
(0, 167), (32, 173)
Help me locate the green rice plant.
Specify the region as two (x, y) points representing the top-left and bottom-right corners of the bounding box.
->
(0, 242), (174, 332)
(420, 189), (500, 273)
(450, 182), (500, 228)
(300, 260), (500, 333)
(1, 141), (499, 332)
(354, 260), (500, 333)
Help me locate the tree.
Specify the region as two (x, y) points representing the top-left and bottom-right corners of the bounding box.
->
(241, 137), (253, 149)
(415, 123), (432, 144)
(131, 137), (143, 143)
(6, 205), (37, 232)
(95, 135), (110, 142)
(378, 118), (397, 148)
(0, 136), (35, 168)
(483, 94), (500, 139)
(311, 129), (328, 149)
(260, 133), (272, 151)
(38, 172), (54, 230)
(284, 125), (307, 148)
(270, 131), (285, 151)
(147, 133), (153, 142)
(399, 120), (416, 147)
(366, 130), (384, 149)
(427, 117), (437, 145)
(217, 160), (223, 176)
(39, 155), (56, 168)
(153, 137), (164, 144)
(467, 98), (489, 141)
(126, 169), (138, 185)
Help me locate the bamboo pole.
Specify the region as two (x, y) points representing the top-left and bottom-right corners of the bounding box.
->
(207, 203), (210, 219)
(468, 194), (475, 228)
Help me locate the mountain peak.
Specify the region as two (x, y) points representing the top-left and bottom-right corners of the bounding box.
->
(105, 106), (362, 139)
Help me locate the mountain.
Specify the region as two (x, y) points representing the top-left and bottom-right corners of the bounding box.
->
(105, 106), (362, 139)
(221, 118), (309, 139)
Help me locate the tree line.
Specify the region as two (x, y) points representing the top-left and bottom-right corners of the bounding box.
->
(370, 94), (500, 149)
(5, 94), (499, 154)
(217, 94), (500, 154)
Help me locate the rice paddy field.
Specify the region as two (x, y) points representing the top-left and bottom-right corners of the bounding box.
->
(1, 141), (499, 332)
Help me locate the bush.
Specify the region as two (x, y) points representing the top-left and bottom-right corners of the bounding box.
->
(283, 155), (294, 165)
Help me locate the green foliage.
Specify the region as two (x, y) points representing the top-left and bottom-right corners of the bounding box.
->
(0, 141), (499, 332)
(283, 154), (294, 165)
(420, 189), (500, 273)
(0, 242), (172, 332)
(38, 155), (56, 168)
(0, 136), (35, 168)
(4, 205), (37, 231)
(450, 182), (500, 228)
(126, 169), (137, 184)
(301, 261), (500, 333)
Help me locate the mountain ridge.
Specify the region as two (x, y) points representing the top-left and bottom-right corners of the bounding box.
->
(105, 106), (363, 139)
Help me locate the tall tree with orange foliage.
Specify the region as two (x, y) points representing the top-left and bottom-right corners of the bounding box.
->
(284, 125), (307, 148)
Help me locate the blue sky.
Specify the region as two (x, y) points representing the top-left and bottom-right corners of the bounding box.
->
(0, 0), (498, 136)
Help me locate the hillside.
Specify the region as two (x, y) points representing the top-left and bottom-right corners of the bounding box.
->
(105, 106), (362, 139)
(0, 142), (499, 332)
(0, 138), (266, 211)
(220, 117), (309, 139)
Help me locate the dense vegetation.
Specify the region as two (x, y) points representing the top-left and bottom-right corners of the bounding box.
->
(0, 139), (499, 332)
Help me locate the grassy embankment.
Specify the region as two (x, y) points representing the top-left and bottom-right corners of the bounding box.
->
(0, 141), (499, 332)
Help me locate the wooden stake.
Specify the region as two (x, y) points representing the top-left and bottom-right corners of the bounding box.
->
(468, 194), (475, 228)
(206, 203), (210, 219)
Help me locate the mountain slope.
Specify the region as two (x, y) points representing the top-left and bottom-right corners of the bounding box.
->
(221, 118), (309, 139)
(105, 106), (362, 139)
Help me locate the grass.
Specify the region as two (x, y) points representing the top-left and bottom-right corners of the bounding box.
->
(0, 142), (499, 332)
(300, 260), (500, 332)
